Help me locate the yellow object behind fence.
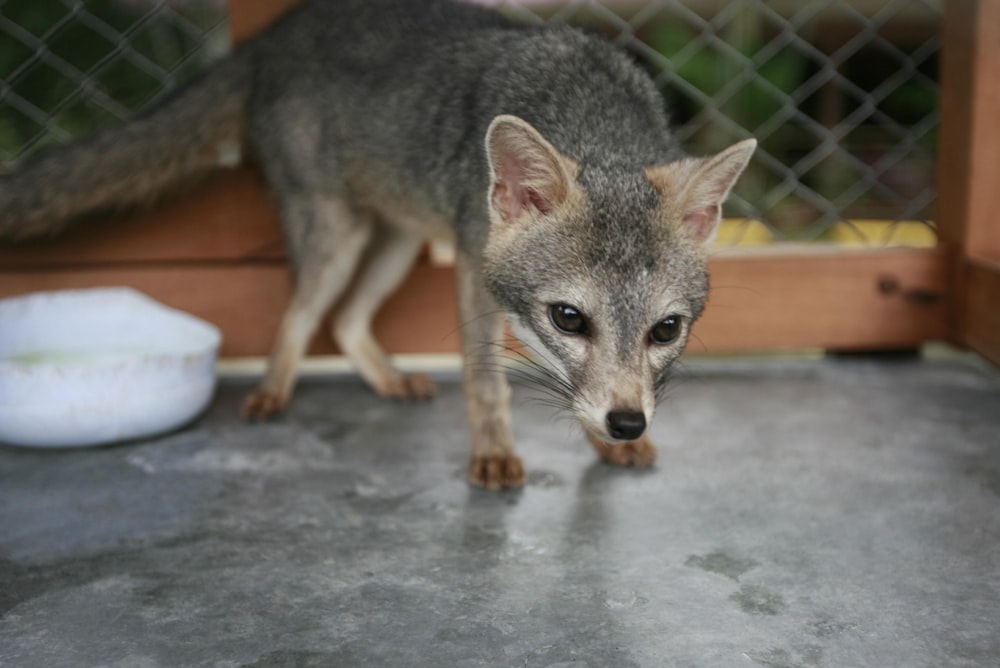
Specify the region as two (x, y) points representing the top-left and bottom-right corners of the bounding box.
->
(716, 219), (937, 248)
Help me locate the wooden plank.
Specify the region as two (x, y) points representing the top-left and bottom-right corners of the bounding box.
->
(695, 247), (951, 352)
(0, 261), (458, 358)
(0, 247), (950, 359)
(962, 260), (1000, 368)
(0, 169), (284, 267)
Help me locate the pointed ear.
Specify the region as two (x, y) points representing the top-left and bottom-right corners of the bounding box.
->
(646, 138), (756, 246)
(485, 115), (579, 227)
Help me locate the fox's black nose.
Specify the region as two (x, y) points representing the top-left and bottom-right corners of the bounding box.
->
(606, 410), (646, 441)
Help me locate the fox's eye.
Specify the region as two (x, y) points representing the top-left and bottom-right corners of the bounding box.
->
(549, 303), (588, 335)
(650, 315), (682, 345)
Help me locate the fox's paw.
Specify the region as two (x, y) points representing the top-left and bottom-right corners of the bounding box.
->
(589, 434), (658, 467)
(375, 373), (438, 401)
(468, 454), (525, 491)
(241, 390), (287, 421)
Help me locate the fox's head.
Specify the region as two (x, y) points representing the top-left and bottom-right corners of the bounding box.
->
(481, 115), (755, 447)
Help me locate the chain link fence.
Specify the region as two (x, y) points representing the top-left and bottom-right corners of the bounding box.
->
(493, 0), (941, 244)
(0, 0), (940, 245)
(0, 0), (227, 159)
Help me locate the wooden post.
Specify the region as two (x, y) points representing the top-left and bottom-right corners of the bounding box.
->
(937, 0), (1000, 366)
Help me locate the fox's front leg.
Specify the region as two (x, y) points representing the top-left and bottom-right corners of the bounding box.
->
(456, 252), (524, 490)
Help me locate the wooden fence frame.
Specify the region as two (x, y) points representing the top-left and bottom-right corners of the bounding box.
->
(937, 0), (1000, 366)
(0, 0), (995, 367)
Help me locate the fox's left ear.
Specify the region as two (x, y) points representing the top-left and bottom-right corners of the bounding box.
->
(485, 115), (580, 229)
(646, 138), (757, 247)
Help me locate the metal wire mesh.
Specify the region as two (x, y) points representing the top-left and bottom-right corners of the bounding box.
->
(0, 0), (940, 245)
(493, 0), (941, 244)
(0, 0), (227, 161)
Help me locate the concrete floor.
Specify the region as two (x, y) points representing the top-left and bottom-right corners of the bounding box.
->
(1, 355), (999, 667)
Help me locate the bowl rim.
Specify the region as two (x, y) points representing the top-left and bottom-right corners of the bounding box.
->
(0, 287), (222, 367)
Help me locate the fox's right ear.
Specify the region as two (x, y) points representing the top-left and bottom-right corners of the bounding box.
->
(646, 138), (756, 248)
(485, 115), (579, 227)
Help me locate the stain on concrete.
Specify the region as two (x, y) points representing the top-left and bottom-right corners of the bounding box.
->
(685, 550), (760, 581)
(746, 644), (823, 668)
(601, 589), (649, 611)
(730, 584), (787, 616)
(525, 469), (566, 488)
(240, 649), (353, 667)
(964, 460), (1000, 498)
(806, 616), (853, 639)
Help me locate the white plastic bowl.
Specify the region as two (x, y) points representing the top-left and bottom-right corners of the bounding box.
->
(0, 287), (221, 448)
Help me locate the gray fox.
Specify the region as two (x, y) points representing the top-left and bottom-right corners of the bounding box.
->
(0, 0), (754, 489)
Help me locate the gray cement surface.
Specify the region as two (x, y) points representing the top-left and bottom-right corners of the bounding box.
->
(1, 356), (999, 667)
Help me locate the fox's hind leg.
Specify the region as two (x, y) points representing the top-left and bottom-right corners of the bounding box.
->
(242, 194), (372, 419)
(331, 225), (437, 400)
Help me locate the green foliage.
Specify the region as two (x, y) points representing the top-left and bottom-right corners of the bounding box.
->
(644, 12), (938, 235)
(647, 21), (805, 138)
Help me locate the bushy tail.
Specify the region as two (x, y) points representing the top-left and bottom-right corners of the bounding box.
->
(0, 50), (251, 240)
